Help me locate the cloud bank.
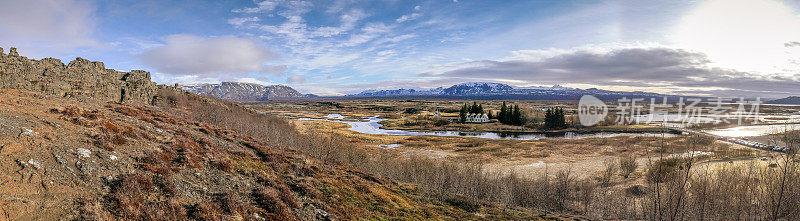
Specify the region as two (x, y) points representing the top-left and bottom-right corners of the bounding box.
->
(139, 35), (280, 76)
(0, 0), (100, 56)
(422, 47), (800, 97)
(287, 75), (306, 83)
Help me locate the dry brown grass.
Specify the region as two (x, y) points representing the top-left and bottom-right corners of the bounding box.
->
(148, 87), (800, 220)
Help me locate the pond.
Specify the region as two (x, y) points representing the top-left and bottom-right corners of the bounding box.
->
(292, 114), (677, 140)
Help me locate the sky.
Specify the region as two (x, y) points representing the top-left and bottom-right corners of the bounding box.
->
(0, 0), (799, 97)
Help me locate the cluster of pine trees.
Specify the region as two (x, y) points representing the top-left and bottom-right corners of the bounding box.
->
(454, 102), (566, 128)
(498, 101), (525, 125)
(459, 102), (485, 122)
(544, 107), (566, 129)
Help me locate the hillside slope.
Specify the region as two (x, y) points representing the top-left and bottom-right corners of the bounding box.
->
(0, 88), (554, 220)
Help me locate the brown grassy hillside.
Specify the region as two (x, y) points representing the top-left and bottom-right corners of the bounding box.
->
(0, 88), (561, 220)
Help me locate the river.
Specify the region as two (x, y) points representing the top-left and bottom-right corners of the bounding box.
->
(293, 114), (676, 140)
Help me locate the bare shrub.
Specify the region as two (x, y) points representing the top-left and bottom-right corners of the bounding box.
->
(619, 156), (637, 178)
(646, 158), (687, 184)
(597, 158), (617, 186)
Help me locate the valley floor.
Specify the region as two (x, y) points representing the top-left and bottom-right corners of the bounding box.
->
(287, 113), (763, 179)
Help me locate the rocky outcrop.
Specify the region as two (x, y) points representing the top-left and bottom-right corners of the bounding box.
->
(0, 47), (156, 104)
(181, 82), (308, 102)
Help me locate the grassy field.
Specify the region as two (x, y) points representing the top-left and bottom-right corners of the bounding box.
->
(244, 98), (800, 219)
(250, 99), (777, 176)
(252, 99), (800, 135)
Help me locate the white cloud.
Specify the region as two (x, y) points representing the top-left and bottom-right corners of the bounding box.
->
(305, 53), (361, 69)
(396, 13), (422, 23)
(291, 78), (466, 96)
(423, 46), (800, 97)
(153, 74), (279, 86)
(311, 9), (368, 37)
(237, 77), (275, 85)
(287, 75), (306, 83)
(342, 22), (390, 46)
(0, 0), (101, 56)
(376, 34), (416, 44)
(139, 34), (280, 76)
(277, 1), (313, 17)
(232, 0), (278, 13)
(674, 0), (800, 75)
(253, 1), (366, 46)
(377, 50), (395, 56)
(228, 17), (261, 28)
(396, 5), (423, 23)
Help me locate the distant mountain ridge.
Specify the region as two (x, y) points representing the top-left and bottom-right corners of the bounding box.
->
(181, 82), (310, 102)
(767, 96), (800, 105)
(350, 82), (679, 100)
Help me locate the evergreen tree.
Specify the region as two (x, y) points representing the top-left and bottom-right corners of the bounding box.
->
(544, 107), (566, 129)
(511, 105), (522, 125)
(459, 104), (468, 122)
(469, 102), (477, 114)
(544, 109), (552, 128)
(499, 102), (507, 124)
(506, 105), (514, 124)
(487, 110), (493, 119)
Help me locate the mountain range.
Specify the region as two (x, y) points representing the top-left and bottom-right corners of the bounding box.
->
(181, 82), (313, 102)
(349, 82), (680, 100)
(766, 96), (800, 105)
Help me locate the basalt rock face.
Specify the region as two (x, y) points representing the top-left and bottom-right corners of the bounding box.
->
(0, 47), (156, 103)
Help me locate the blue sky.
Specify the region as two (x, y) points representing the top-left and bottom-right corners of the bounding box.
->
(1, 0), (799, 97)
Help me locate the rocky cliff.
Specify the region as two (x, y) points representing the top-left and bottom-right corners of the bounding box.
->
(181, 82), (308, 102)
(0, 47), (156, 103)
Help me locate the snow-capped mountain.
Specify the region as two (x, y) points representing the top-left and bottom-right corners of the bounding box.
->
(441, 82), (514, 95)
(354, 82), (511, 97)
(766, 96), (800, 105)
(350, 82), (680, 100)
(181, 82), (309, 102)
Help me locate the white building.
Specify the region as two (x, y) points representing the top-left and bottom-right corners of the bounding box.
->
(465, 113), (489, 123)
(432, 111), (443, 118)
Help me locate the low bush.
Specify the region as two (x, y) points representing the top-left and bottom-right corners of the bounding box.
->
(619, 156), (637, 178)
(646, 158), (688, 183)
